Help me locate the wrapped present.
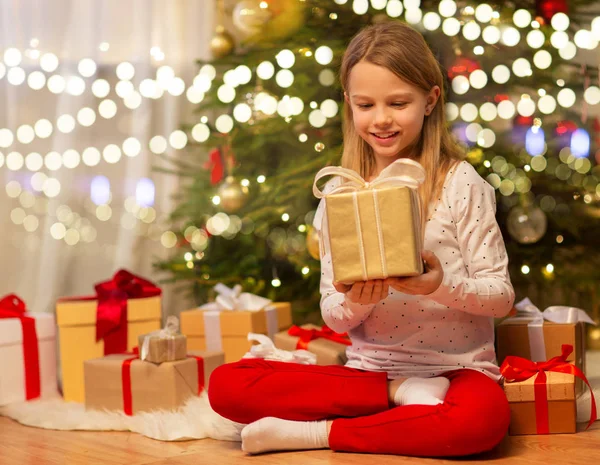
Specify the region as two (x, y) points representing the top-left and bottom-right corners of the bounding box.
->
(56, 269), (162, 403)
(313, 158), (425, 284)
(501, 344), (596, 435)
(180, 283), (292, 363)
(496, 298), (597, 395)
(138, 316), (187, 364)
(0, 294), (57, 405)
(274, 324), (350, 366)
(84, 350), (224, 415)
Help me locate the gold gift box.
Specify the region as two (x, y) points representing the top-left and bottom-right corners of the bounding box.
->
(180, 302), (293, 363)
(56, 296), (161, 403)
(274, 324), (349, 365)
(84, 350), (223, 414)
(504, 369), (576, 435)
(325, 186), (423, 284)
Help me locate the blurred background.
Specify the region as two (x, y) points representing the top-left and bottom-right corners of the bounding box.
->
(1, 0), (600, 347)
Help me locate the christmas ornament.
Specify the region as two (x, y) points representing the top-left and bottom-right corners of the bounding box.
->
(448, 56), (481, 79)
(235, 0), (305, 43)
(233, 0), (273, 35)
(217, 176), (249, 213)
(210, 25), (235, 58)
(506, 205), (547, 244)
(204, 148), (225, 185)
(306, 226), (320, 260)
(536, 0), (568, 23)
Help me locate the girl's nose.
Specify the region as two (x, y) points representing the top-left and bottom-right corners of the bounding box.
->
(374, 109), (392, 127)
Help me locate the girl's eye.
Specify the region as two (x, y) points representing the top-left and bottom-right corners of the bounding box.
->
(392, 102), (407, 107)
(357, 104), (372, 108)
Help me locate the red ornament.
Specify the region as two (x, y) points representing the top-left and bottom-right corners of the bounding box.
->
(555, 120), (578, 135)
(448, 57), (481, 79)
(536, 0), (568, 22)
(203, 148), (225, 185)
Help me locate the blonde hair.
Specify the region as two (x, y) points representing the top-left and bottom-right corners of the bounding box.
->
(339, 21), (465, 221)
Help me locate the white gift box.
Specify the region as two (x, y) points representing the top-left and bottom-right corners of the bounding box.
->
(0, 312), (57, 405)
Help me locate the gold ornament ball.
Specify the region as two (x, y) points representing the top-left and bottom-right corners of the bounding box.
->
(210, 25), (235, 59)
(306, 226), (320, 260)
(218, 176), (249, 213)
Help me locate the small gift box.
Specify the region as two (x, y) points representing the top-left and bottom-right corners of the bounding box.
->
(496, 298), (597, 395)
(56, 269), (162, 403)
(501, 344), (597, 435)
(313, 158), (425, 284)
(138, 316), (187, 364)
(180, 284), (292, 363)
(274, 324), (350, 366)
(84, 350), (224, 415)
(0, 294), (57, 405)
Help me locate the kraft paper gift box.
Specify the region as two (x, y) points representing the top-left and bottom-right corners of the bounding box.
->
(274, 324), (350, 365)
(84, 350), (224, 415)
(313, 158), (425, 284)
(180, 284), (292, 363)
(496, 298), (596, 395)
(56, 269), (162, 403)
(0, 294), (57, 405)
(138, 316), (187, 364)
(501, 344), (597, 436)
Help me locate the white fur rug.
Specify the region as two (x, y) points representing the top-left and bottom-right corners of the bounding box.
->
(0, 392), (244, 442)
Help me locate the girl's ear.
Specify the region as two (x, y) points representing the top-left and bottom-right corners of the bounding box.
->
(344, 92), (351, 105)
(425, 86), (441, 114)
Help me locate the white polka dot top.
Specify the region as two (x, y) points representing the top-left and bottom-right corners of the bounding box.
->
(313, 160), (515, 381)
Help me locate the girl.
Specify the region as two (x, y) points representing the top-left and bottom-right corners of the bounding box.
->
(208, 21), (515, 457)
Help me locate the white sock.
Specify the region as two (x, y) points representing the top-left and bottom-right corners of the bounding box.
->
(241, 417), (329, 454)
(393, 377), (450, 406)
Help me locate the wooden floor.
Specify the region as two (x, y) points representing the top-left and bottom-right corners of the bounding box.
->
(1, 416), (599, 465)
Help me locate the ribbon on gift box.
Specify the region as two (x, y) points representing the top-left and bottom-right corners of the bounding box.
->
(199, 283), (280, 352)
(507, 297), (597, 362)
(312, 158), (425, 281)
(59, 269), (162, 355)
(0, 294), (40, 400)
(120, 348), (205, 416)
(500, 344), (597, 434)
(287, 325), (351, 350)
(243, 333), (317, 365)
(140, 315), (180, 362)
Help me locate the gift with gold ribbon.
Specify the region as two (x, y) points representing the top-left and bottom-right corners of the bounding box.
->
(274, 324), (351, 366)
(56, 269), (162, 402)
(496, 297), (597, 395)
(180, 283), (292, 363)
(501, 344), (597, 435)
(313, 158), (425, 284)
(0, 294), (57, 405)
(84, 350), (224, 415)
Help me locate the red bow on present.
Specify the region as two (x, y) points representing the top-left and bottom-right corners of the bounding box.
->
(60, 270), (161, 355)
(288, 325), (351, 350)
(500, 344), (597, 433)
(0, 294), (40, 400)
(94, 270), (161, 354)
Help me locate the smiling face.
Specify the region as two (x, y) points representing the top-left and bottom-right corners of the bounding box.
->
(345, 61), (439, 172)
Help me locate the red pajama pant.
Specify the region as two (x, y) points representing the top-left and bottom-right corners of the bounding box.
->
(208, 359), (510, 457)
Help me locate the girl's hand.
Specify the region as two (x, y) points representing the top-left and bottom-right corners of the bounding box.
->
(333, 280), (389, 305)
(384, 250), (444, 296)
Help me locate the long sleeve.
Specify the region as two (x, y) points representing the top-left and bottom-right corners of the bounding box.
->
(313, 184), (375, 333)
(427, 162), (515, 317)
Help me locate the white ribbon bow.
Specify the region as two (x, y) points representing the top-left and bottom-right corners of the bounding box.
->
(199, 283), (271, 312)
(140, 315), (180, 362)
(312, 157), (426, 199)
(242, 333), (317, 365)
(510, 297), (597, 362)
(313, 158), (425, 281)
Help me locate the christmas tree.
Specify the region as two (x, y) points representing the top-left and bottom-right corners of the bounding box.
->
(155, 0), (600, 331)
